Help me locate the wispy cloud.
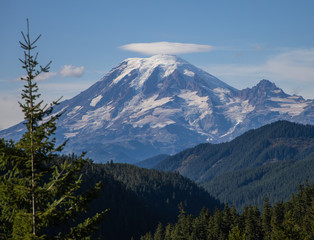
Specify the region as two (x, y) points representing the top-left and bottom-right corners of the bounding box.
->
(35, 72), (58, 81)
(204, 48), (314, 99)
(60, 65), (85, 77)
(120, 42), (214, 55)
(12, 72), (58, 82)
(264, 48), (314, 82)
(12, 64), (85, 82)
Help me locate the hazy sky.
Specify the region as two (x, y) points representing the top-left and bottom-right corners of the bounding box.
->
(1, 0), (314, 129)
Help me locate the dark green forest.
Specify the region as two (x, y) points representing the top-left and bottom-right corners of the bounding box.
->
(79, 159), (222, 239)
(0, 144), (221, 239)
(155, 121), (314, 182)
(202, 155), (314, 210)
(141, 182), (314, 240)
(154, 120), (314, 211)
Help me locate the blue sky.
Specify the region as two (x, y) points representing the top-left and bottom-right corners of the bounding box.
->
(1, 0), (314, 129)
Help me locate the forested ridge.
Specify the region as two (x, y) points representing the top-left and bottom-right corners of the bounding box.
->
(141, 182), (314, 240)
(154, 120), (314, 211)
(202, 155), (314, 210)
(81, 160), (222, 239)
(155, 121), (314, 182)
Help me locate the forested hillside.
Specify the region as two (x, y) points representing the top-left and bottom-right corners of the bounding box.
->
(201, 155), (314, 210)
(155, 121), (314, 182)
(77, 159), (222, 239)
(135, 154), (169, 169)
(154, 121), (314, 210)
(141, 182), (314, 240)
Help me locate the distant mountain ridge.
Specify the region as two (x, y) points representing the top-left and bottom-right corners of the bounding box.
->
(1, 55), (313, 163)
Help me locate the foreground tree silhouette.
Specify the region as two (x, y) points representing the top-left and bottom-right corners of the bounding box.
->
(0, 19), (108, 239)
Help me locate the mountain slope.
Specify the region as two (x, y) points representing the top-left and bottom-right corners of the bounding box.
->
(1, 55), (313, 163)
(79, 160), (222, 239)
(154, 121), (314, 182)
(201, 156), (314, 210)
(134, 154), (169, 169)
(154, 120), (314, 209)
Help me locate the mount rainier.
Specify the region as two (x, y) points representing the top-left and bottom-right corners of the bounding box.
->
(1, 55), (313, 163)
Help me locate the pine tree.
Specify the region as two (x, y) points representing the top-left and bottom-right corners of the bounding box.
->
(271, 202), (285, 240)
(193, 207), (210, 239)
(153, 222), (165, 240)
(164, 223), (174, 240)
(261, 197), (272, 240)
(0, 19), (108, 239)
(228, 225), (245, 240)
(243, 206), (263, 240)
(0, 138), (27, 237)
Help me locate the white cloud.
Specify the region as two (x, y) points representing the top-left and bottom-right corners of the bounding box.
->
(264, 49), (314, 82)
(120, 42), (214, 55)
(60, 65), (85, 77)
(12, 72), (57, 82)
(204, 48), (314, 99)
(35, 72), (58, 81)
(13, 64), (84, 82)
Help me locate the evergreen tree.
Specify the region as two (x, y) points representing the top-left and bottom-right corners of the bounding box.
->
(171, 203), (190, 240)
(228, 225), (245, 240)
(140, 182), (314, 240)
(153, 223), (165, 240)
(261, 197), (272, 239)
(0, 19), (108, 239)
(271, 202), (285, 240)
(164, 223), (174, 240)
(193, 208), (210, 239)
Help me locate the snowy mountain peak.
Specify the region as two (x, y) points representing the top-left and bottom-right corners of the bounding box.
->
(124, 54), (188, 66)
(1, 56), (313, 163)
(108, 54), (234, 92)
(109, 55), (192, 89)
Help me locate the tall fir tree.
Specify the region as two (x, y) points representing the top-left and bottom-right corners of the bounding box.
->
(0, 19), (108, 239)
(261, 197), (272, 240)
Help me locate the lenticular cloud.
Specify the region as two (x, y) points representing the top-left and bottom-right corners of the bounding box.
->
(120, 42), (214, 55)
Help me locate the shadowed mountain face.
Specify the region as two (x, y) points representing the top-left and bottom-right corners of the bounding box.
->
(1, 55), (313, 163)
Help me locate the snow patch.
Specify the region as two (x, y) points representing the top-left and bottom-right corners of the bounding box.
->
(111, 55), (188, 90)
(269, 97), (310, 116)
(184, 69), (195, 77)
(131, 114), (176, 129)
(178, 90), (212, 119)
(213, 88), (231, 103)
(121, 94), (174, 120)
(269, 97), (309, 116)
(119, 95), (178, 128)
(220, 120), (241, 138)
(90, 95), (102, 107)
(43, 106), (68, 122)
(67, 106), (83, 117)
(64, 132), (79, 138)
(272, 89), (282, 94)
(16, 128), (24, 132)
(67, 104), (114, 132)
(224, 99), (255, 123)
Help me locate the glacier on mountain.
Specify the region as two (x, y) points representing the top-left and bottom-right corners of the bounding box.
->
(0, 55), (313, 163)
